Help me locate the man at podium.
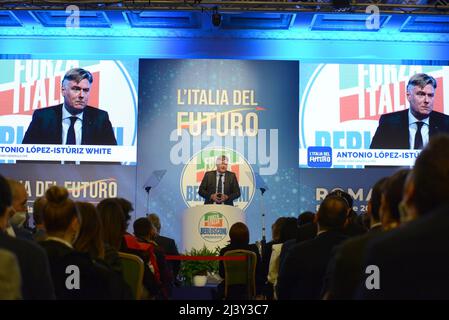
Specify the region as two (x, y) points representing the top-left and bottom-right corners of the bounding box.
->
(198, 155), (241, 206)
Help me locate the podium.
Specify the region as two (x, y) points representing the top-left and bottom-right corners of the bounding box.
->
(181, 205), (246, 252)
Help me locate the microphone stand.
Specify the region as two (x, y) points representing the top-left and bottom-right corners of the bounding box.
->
(259, 187), (267, 258)
(145, 186), (152, 213)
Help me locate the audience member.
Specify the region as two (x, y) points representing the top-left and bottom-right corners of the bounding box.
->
(277, 196), (348, 299)
(32, 196), (48, 242)
(6, 179), (33, 241)
(358, 135), (449, 299)
(217, 222), (264, 299)
(147, 213), (181, 285)
(134, 217), (173, 298)
(98, 198), (162, 299)
(323, 172), (407, 299)
(261, 217), (286, 297)
(39, 186), (112, 299)
(74, 201), (133, 299)
(0, 174), (55, 300)
(267, 217), (298, 299)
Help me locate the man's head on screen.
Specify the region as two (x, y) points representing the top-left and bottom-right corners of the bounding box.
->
(407, 73), (437, 121)
(61, 68), (93, 115)
(216, 155), (229, 174)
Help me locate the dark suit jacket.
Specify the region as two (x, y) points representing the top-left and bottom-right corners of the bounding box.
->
(357, 205), (449, 299)
(0, 232), (55, 299)
(323, 226), (383, 300)
(13, 225), (34, 241)
(39, 239), (120, 300)
(154, 235), (181, 278)
(22, 104), (117, 145)
(277, 230), (347, 300)
(198, 170), (241, 206)
(370, 109), (449, 149)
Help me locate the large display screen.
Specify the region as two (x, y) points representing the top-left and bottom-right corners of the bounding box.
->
(0, 59), (138, 164)
(299, 64), (449, 168)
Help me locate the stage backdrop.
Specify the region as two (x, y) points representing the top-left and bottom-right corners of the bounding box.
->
(136, 59), (299, 251)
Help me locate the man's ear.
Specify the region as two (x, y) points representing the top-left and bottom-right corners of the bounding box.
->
(406, 90), (412, 104)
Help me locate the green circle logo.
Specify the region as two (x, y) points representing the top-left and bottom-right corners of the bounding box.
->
(198, 211), (229, 242)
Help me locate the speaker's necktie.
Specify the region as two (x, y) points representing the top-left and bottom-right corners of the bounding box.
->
(217, 174), (223, 194)
(414, 121), (424, 150)
(66, 116), (78, 145)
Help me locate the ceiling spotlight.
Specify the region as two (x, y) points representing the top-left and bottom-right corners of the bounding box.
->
(332, 0), (351, 11)
(212, 12), (222, 27)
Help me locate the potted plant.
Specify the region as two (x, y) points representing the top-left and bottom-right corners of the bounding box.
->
(180, 245), (221, 286)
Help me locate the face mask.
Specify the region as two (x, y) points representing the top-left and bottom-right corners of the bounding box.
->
(9, 211), (27, 228)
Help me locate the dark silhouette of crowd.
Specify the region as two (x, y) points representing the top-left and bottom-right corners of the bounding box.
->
(3, 134), (449, 299)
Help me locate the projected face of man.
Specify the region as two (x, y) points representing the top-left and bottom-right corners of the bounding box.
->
(407, 84), (435, 120)
(216, 156), (228, 174)
(62, 78), (91, 115)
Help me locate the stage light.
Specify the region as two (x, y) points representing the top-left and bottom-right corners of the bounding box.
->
(332, 0), (351, 11)
(212, 12), (222, 27)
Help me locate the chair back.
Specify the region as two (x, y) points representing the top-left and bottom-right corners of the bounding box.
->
(118, 252), (144, 299)
(223, 249), (257, 300)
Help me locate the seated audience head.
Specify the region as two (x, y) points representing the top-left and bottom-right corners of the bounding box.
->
(133, 217), (156, 241)
(115, 197), (133, 229)
(73, 202), (105, 259)
(380, 169), (410, 230)
(229, 222), (250, 246)
(0, 174), (12, 230)
(316, 196), (348, 232)
(405, 134), (449, 218)
(327, 189), (353, 209)
(368, 177), (388, 226)
(43, 186), (79, 244)
(7, 179), (28, 227)
(97, 198), (126, 250)
(33, 196), (47, 229)
(271, 217), (286, 243)
(147, 213), (161, 234)
(279, 217), (299, 243)
(297, 211), (315, 227)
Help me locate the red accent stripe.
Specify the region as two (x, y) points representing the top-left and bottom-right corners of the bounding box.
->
(339, 77), (445, 123)
(165, 255), (246, 261)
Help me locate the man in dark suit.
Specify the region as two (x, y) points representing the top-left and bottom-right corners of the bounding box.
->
(198, 155), (241, 206)
(6, 179), (33, 241)
(276, 195), (348, 300)
(0, 174), (55, 300)
(22, 68), (117, 146)
(147, 213), (181, 286)
(370, 73), (449, 149)
(357, 135), (449, 299)
(322, 172), (408, 300)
